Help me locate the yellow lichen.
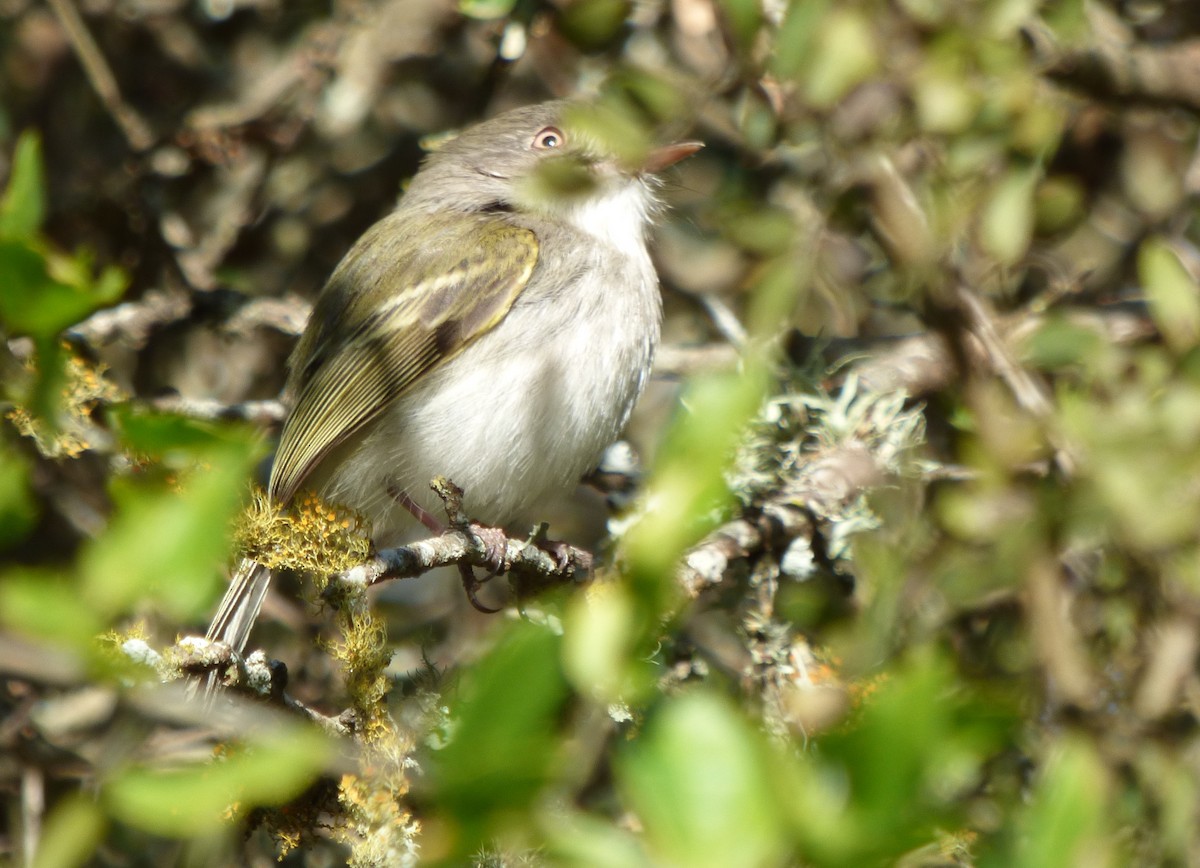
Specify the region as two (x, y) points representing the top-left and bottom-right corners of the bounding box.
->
(233, 488), (372, 577)
(7, 350), (123, 458)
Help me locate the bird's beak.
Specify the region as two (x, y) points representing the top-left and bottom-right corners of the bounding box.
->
(642, 141), (704, 174)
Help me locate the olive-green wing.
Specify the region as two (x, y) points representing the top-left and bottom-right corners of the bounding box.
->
(269, 212), (538, 504)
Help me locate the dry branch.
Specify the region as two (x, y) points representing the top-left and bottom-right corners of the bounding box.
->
(1028, 19), (1200, 114)
(678, 441), (884, 597)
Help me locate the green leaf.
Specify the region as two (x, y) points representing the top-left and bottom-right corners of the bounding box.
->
(105, 724), (331, 837)
(617, 691), (785, 868)
(623, 363), (768, 611)
(80, 434), (260, 619)
(0, 242), (127, 339)
(544, 811), (655, 868)
(562, 582), (636, 701)
(804, 9), (879, 108)
(980, 163), (1039, 265)
(110, 405), (261, 459)
(0, 443), (37, 549)
(432, 621), (569, 853)
(719, 203), (795, 256)
(0, 131), (45, 238)
(772, 0), (830, 80)
(458, 0), (517, 19)
(559, 0), (631, 51)
(32, 794), (106, 868)
(1023, 316), (1106, 371)
(715, 0), (762, 55)
(1139, 236), (1200, 355)
(0, 570), (105, 646)
(797, 650), (1016, 863)
(1008, 739), (1112, 868)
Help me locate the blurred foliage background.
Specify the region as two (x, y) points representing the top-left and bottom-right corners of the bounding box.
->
(5, 0), (1200, 865)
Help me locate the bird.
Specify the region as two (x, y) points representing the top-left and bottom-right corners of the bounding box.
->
(202, 99), (702, 680)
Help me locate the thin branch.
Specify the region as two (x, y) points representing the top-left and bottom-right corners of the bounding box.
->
(147, 395), (287, 425)
(1027, 19), (1200, 115)
(955, 286), (1080, 476)
(45, 0), (155, 152)
(66, 290), (193, 350)
(677, 441), (883, 596)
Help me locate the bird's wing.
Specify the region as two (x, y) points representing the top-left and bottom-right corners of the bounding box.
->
(269, 211), (538, 503)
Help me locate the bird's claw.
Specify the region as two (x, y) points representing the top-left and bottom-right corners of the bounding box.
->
(458, 563), (502, 613)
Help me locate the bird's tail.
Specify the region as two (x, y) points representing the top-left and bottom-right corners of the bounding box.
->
(201, 557), (272, 695)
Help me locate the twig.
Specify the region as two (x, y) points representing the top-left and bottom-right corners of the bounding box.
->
(172, 638), (357, 737)
(1027, 19), (1200, 115)
(66, 290), (193, 350)
(955, 286), (1080, 476)
(653, 342), (741, 377)
(226, 295), (312, 338)
(21, 765), (44, 868)
(677, 441), (883, 596)
(45, 0), (155, 152)
(147, 395), (287, 425)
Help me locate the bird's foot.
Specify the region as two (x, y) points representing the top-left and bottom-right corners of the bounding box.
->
(526, 522), (594, 576)
(458, 563), (502, 613)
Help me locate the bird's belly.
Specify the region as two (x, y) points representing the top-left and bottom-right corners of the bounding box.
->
(321, 295), (655, 542)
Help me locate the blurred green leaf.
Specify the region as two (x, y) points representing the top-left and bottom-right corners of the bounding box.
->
(913, 71), (979, 135)
(1139, 236), (1200, 355)
(980, 163), (1038, 265)
(608, 69), (687, 125)
(105, 724), (331, 837)
(796, 650), (1015, 864)
(80, 430), (260, 619)
(559, 0), (631, 51)
(563, 99), (653, 171)
(895, 0), (950, 26)
(618, 691), (785, 868)
(715, 0), (762, 55)
(32, 794), (106, 868)
(719, 203), (795, 256)
(985, 0), (1039, 38)
(804, 9), (879, 108)
(543, 812), (654, 868)
(562, 582), (635, 701)
(0, 442), (37, 548)
(0, 570), (105, 646)
(1034, 176), (1085, 234)
(110, 405), (261, 460)
(432, 621), (569, 853)
(746, 255), (809, 338)
(0, 243), (126, 340)
(1002, 739), (1112, 868)
(772, 0), (831, 80)
(0, 130), (45, 238)
(458, 0), (517, 19)
(623, 363), (769, 609)
(1040, 0), (1088, 43)
(1022, 316), (1107, 371)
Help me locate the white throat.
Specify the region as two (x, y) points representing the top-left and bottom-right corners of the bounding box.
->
(564, 180), (655, 259)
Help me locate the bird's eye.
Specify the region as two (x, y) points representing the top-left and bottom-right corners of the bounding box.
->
(532, 126), (565, 150)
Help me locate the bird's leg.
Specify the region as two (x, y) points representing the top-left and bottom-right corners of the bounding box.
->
(410, 476), (512, 613)
(388, 485), (446, 534)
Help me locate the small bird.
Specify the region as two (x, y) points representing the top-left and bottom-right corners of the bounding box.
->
(204, 100), (701, 668)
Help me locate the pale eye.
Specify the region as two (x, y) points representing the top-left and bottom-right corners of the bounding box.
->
(532, 126), (565, 150)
